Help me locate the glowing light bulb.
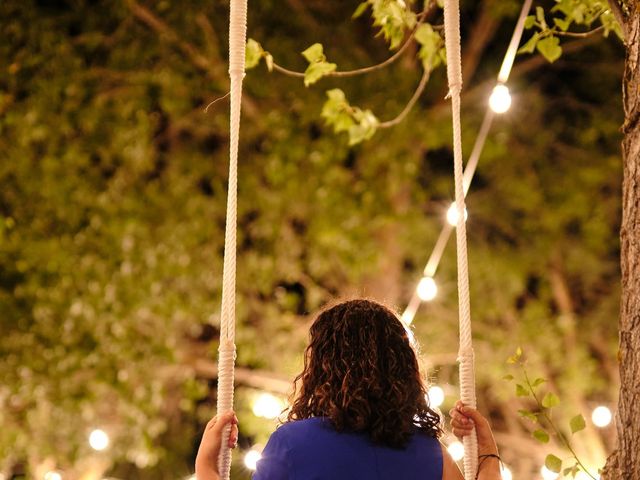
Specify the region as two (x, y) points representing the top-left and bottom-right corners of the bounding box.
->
(252, 393), (284, 419)
(447, 441), (464, 461)
(446, 202), (468, 226)
(89, 429), (110, 451)
(44, 472), (62, 480)
(244, 450), (262, 471)
(489, 84), (512, 113)
(501, 465), (513, 480)
(591, 406), (612, 428)
(427, 386), (445, 408)
(417, 277), (437, 302)
(541, 465), (559, 480)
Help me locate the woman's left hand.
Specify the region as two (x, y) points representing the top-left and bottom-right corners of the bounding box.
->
(195, 410), (239, 480)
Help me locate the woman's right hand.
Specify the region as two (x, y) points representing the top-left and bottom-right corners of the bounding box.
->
(449, 401), (498, 456)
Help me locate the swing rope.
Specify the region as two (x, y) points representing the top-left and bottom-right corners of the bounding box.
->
(216, 0), (248, 478)
(218, 1), (475, 478)
(442, 1), (478, 479)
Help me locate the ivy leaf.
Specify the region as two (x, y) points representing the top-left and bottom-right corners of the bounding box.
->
(352, 2), (369, 19)
(348, 109), (379, 145)
(533, 429), (550, 443)
(507, 346), (523, 364)
(518, 409), (538, 422)
(304, 62), (337, 86)
(545, 454), (562, 474)
(532, 377), (546, 387)
(570, 414), (586, 434)
(541, 392), (560, 408)
(518, 33), (540, 54)
(524, 15), (536, 29)
(536, 6), (547, 29)
(502, 374), (514, 381)
(600, 11), (624, 40)
(321, 89), (354, 133)
(563, 465), (580, 477)
(245, 39), (264, 70)
(302, 43), (326, 63)
(553, 17), (571, 32)
(536, 36), (562, 63)
(415, 24), (443, 71)
(516, 384), (529, 397)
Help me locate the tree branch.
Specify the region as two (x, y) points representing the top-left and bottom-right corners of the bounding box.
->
(269, 5), (440, 79)
(379, 67), (430, 128)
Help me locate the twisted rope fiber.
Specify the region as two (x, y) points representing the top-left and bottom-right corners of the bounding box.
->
(216, 0), (248, 479)
(442, 1), (477, 479)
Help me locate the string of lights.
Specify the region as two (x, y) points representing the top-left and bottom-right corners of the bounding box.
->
(400, 0), (533, 326)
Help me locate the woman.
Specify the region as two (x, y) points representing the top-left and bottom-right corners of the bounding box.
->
(196, 299), (501, 480)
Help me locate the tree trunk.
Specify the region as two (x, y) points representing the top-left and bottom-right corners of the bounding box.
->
(603, 2), (640, 478)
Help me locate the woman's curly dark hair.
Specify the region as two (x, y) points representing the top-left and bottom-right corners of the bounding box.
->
(287, 299), (443, 448)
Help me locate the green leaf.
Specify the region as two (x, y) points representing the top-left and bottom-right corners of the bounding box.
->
(302, 43), (325, 63)
(536, 36), (562, 63)
(516, 384), (529, 397)
(415, 24), (443, 71)
(545, 454), (562, 473)
(348, 109), (379, 145)
(536, 6), (547, 29)
(570, 414), (586, 434)
(518, 32), (540, 54)
(507, 347), (523, 364)
(532, 377), (546, 387)
(563, 465), (580, 477)
(524, 15), (536, 29)
(541, 392), (560, 408)
(553, 17), (571, 32)
(321, 89), (354, 133)
(533, 429), (550, 443)
(352, 2), (369, 19)
(518, 409), (538, 422)
(245, 39), (264, 70)
(502, 374), (514, 381)
(304, 61), (337, 86)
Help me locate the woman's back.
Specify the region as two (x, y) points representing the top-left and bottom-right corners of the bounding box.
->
(253, 417), (443, 480)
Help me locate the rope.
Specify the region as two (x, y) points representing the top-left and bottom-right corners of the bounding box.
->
(442, 1), (477, 479)
(216, 0), (248, 478)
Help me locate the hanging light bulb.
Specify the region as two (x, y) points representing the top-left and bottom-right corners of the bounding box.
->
(591, 406), (612, 428)
(417, 276), (437, 302)
(89, 429), (110, 451)
(244, 450), (262, 471)
(501, 464), (513, 480)
(447, 441), (464, 461)
(489, 84), (512, 113)
(427, 386), (445, 408)
(541, 465), (559, 480)
(446, 202), (468, 226)
(252, 393), (285, 420)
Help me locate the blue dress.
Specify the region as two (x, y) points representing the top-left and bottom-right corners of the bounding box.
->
(252, 417), (443, 479)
